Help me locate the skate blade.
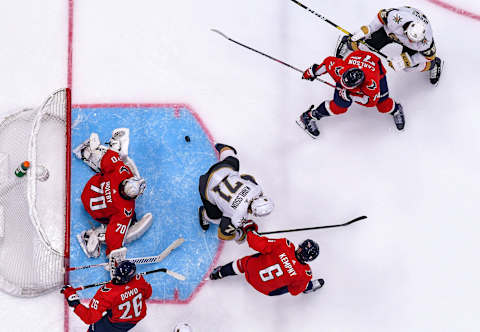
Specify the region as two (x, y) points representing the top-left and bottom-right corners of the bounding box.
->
(295, 120), (318, 139)
(432, 60), (444, 87)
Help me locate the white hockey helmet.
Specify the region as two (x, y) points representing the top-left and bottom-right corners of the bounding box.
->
(405, 21), (426, 42)
(250, 195), (274, 217)
(173, 323), (193, 332)
(120, 176), (146, 199)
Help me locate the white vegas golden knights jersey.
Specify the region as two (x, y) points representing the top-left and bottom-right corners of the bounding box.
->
(370, 6), (434, 52)
(205, 166), (262, 227)
(367, 6), (436, 70)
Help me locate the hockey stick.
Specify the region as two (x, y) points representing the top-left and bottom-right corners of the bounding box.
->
(67, 238), (185, 272)
(258, 216), (367, 235)
(73, 267), (186, 291)
(287, 0), (390, 60)
(211, 29), (338, 89)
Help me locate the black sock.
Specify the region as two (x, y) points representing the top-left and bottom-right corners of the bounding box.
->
(220, 262), (237, 277)
(312, 102), (330, 119)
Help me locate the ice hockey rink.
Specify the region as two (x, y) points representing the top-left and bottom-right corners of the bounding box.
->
(1, 0), (480, 331)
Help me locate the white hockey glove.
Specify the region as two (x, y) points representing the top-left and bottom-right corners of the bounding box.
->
(73, 133), (107, 172)
(109, 128), (130, 159)
(388, 53), (413, 72)
(351, 26), (370, 42)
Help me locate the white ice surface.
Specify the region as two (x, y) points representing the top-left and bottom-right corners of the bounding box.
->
(1, 0), (480, 331)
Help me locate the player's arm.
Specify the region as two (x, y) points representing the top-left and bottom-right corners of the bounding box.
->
(100, 149), (129, 174)
(246, 231), (276, 254)
(105, 213), (131, 255)
(351, 8), (397, 42)
(403, 41), (436, 72)
(62, 286), (110, 325)
(141, 276), (153, 300)
(289, 270), (314, 296)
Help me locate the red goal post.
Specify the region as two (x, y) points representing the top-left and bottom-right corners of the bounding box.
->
(0, 88), (71, 297)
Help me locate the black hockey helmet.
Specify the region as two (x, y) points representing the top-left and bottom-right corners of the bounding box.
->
(113, 260), (136, 284)
(341, 67), (365, 89)
(296, 239), (319, 263)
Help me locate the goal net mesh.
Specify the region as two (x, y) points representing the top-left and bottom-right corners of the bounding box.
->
(0, 89), (69, 297)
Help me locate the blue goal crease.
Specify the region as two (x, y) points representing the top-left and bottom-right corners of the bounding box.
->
(69, 106), (219, 300)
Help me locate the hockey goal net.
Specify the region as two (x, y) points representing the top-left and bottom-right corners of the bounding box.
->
(0, 88), (70, 297)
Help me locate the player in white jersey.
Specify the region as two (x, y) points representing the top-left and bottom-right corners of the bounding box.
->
(336, 6), (442, 85)
(198, 143), (274, 241)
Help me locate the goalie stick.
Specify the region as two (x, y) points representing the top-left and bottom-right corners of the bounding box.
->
(72, 267), (186, 291)
(66, 237), (185, 272)
(258, 216), (367, 235)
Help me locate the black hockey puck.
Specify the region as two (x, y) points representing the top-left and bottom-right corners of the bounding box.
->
(185, 135), (191, 142)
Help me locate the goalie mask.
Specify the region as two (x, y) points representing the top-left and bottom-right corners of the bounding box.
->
(405, 21), (426, 43)
(250, 195), (274, 217)
(120, 176), (146, 199)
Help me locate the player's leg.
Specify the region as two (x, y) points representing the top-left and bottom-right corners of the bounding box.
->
(376, 76), (405, 130)
(298, 87), (350, 137)
(429, 57), (442, 85)
(210, 255), (253, 280)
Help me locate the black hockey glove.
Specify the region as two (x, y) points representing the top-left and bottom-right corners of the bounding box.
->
(61, 285), (81, 308)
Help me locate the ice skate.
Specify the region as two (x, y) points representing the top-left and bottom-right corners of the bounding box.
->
(209, 266), (223, 280)
(391, 104), (405, 131)
(296, 105), (320, 138)
(429, 57), (443, 86)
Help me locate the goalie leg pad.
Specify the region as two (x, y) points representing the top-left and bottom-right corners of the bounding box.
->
(124, 213), (153, 244)
(77, 229), (102, 258)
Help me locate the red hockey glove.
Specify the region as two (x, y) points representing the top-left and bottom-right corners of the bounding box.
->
(242, 220), (258, 233)
(61, 285), (80, 308)
(302, 64), (320, 81)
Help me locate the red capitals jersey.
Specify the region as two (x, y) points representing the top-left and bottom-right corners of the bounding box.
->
(241, 232), (313, 296)
(74, 274), (152, 325)
(81, 149), (135, 225)
(321, 50), (386, 107)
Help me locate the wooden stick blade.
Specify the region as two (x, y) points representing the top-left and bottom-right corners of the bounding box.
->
(165, 269), (186, 281)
